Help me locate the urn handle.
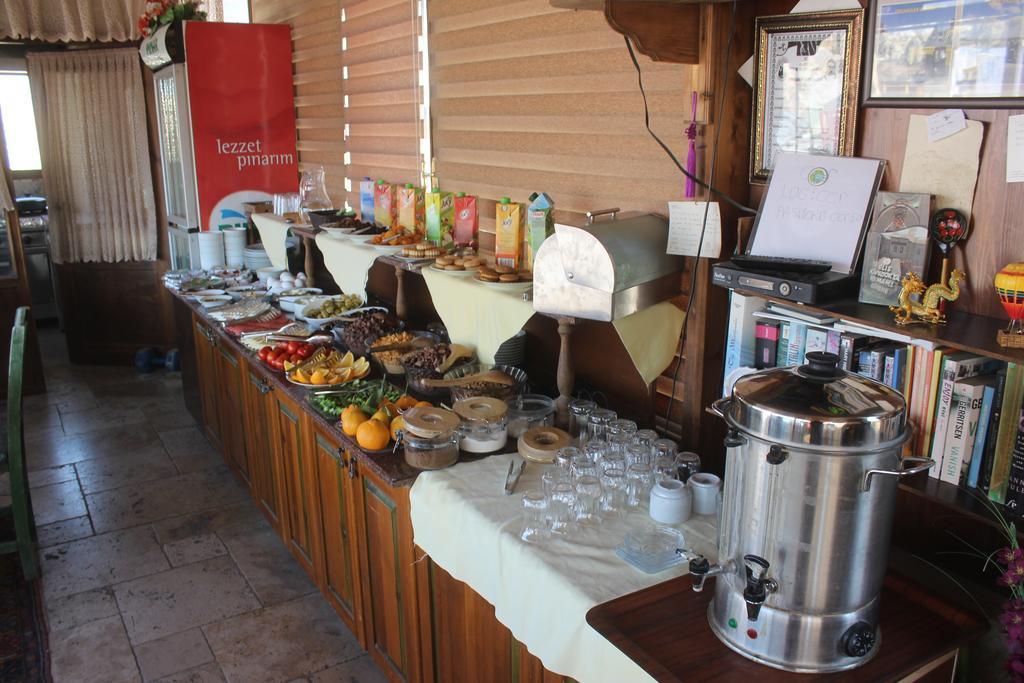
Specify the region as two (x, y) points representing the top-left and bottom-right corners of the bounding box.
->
(706, 398), (731, 420)
(861, 457), (934, 492)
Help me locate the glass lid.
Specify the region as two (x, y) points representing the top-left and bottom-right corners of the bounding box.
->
(725, 352), (907, 450)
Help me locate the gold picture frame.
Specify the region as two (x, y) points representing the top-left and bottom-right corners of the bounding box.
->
(750, 9), (864, 184)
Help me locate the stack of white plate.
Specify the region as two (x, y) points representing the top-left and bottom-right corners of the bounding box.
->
(243, 243), (273, 271)
(197, 231), (225, 270)
(222, 228), (247, 268)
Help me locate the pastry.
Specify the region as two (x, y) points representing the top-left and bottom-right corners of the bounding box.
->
(499, 273), (520, 282)
(478, 270), (500, 282)
(436, 256), (454, 266)
(494, 265), (513, 275)
(463, 257), (481, 268)
(445, 264), (465, 271)
(517, 271), (533, 282)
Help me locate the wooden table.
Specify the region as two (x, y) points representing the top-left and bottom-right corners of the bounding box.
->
(587, 572), (986, 682)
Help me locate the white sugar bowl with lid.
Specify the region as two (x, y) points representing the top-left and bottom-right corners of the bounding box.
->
(649, 478), (692, 525)
(453, 396), (508, 454)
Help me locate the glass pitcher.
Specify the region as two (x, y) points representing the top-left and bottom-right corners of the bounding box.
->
(299, 166), (332, 221)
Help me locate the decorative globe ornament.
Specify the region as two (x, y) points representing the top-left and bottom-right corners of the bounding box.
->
(995, 263), (1024, 347)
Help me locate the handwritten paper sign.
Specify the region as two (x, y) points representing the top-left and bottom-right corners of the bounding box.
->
(1008, 115), (1024, 183)
(666, 201), (721, 258)
(748, 153), (884, 273)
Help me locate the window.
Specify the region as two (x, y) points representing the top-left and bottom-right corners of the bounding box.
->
(221, 0), (251, 23)
(0, 71), (41, 172)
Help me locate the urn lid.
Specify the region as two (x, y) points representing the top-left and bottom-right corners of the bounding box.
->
(722, 352), (908, 451)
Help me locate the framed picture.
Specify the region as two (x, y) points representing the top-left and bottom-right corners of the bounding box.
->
(750, 10), (864, 184)
(864, 0), (1024, 107)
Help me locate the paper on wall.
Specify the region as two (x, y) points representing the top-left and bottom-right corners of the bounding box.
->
(899, 115), (983, 219)
(666, 201), (721, 258)
(738, 0), (861, 86)
(1007, 114), (1024, 183)
(926, 109), (966, 143)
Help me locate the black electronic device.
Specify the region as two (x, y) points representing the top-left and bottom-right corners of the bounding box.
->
(711, 260), (858, 304)
(730, 254), (832, 275)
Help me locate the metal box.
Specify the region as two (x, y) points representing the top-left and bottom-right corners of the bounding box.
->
(532, 211), (684, 321)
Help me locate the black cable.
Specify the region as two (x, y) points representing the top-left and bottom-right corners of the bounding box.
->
(625, 34), (756, 216)
(646, 0), (739, 435)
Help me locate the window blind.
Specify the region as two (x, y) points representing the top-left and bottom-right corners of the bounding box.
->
(339, 0), (424, 209)
(251, 0), (347, 204)
(427, 0), (706, 218)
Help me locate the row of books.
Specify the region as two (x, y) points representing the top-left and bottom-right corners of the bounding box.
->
(723, 293), (1024, 513)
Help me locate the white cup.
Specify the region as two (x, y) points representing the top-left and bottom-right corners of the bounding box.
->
(687, 472), (721, 516)
(649, 478), (692, 525)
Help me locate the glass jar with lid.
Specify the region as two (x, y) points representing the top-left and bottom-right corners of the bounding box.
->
(401, 407), (461, 470)
(453, 397), (508, 454)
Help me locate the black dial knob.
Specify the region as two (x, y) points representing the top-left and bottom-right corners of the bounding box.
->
(688, 556), (710, 575)
(841, 622), (876, 658)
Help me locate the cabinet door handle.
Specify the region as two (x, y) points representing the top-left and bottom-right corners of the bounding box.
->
(337, 448), (348, 468)
(258, 381), (272, 395)
(348, 456), (357, 479)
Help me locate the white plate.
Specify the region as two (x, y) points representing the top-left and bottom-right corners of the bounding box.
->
(472, 275), (533, 292)
(369, 242), (406, 252)
(428, 264), (477, 277)
(197, 295), (232, 308)
(321, 227), (355, 238)
(347, 233), (377, 244)
(189, 289), (226, 297)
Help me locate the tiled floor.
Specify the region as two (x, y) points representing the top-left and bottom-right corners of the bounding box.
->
(24, 327), (387, 683)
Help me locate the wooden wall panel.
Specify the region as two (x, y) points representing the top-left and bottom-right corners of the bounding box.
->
(252, 0), (347, 206)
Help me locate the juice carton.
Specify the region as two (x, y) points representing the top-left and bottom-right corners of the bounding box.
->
(495, 197), (522, 269)
(359, 177), (375, 223)
(397, 183), (424, 233)
(425, 190), (455, 246)
(453, 192), (478, 246)
(526, 192), (554, 269)
(374, 180), (396, 228)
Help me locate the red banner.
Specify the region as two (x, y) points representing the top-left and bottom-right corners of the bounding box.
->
(184, 22), (298, 231)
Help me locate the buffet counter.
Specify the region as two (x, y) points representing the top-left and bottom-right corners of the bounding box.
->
(170, 289), (985, 683)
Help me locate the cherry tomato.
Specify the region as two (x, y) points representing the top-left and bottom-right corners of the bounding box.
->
(297, 345), (313, 359)
(271, 358), (284, 370)
(287, 340), (300, 354)
(258, 346), (272, 361)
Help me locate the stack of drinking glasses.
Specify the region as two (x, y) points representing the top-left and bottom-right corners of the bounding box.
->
(520, 400), (704, 542)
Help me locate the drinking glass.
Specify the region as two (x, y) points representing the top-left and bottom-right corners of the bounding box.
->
(654, 454), (678, 482)
(569, 399), (597, 445)
(520, 491), (550, 543)
(555, 447), (581, 480)
(584, 438), (608, 465)
(571, 455), (599, 480)
(608, 431), (632, 459)
(587, 409), (616, 443)
(653, 439), (678, 462)
(549, 481), (577, 535)
(608, 419), (637, 438)
(600, 468), (628, 518)
(600, 450), (626, 474)
(626, 463), (655, 509)
(574, 475), (603, 526)
(626, 443), (652, 468)
(542, 469), (562, 496)
(633, 429), (659, 451)
(677, 451), (702, 483)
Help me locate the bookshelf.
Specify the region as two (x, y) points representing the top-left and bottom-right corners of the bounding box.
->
(729, 289), (1024, 541)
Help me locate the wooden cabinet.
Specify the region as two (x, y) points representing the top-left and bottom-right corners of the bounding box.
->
(311, 427), (365, 640)
(214, 343), (249, 485)
(417, 559), (568, 683)
(354, 464), (423, 683)
(191, 317), (223, 452)
(240, 360), (286, 534)
(273, 389), (324, 580)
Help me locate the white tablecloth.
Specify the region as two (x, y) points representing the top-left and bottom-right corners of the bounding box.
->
(409, 454), (718, 683)
(314, 234), (380, 300)
(251, 213), (292, 270)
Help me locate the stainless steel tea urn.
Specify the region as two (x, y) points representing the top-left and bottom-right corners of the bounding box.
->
(694, 352), (932, 673)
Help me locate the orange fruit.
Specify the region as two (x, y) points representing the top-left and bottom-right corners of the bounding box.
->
(310, 370), (327, 385)
(389, 415), (405, 441)
(415, 400), (432, 408)
(395, 395), (417, 410)
(356, 418), (390, 451)
(341, 407), (369, 436)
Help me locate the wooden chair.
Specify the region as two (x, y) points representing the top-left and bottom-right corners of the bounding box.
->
(0, 307), (37, 580)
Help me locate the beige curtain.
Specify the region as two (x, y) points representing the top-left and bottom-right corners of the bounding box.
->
(0, 0), (145, 42)
(27, 49), (157, 263)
